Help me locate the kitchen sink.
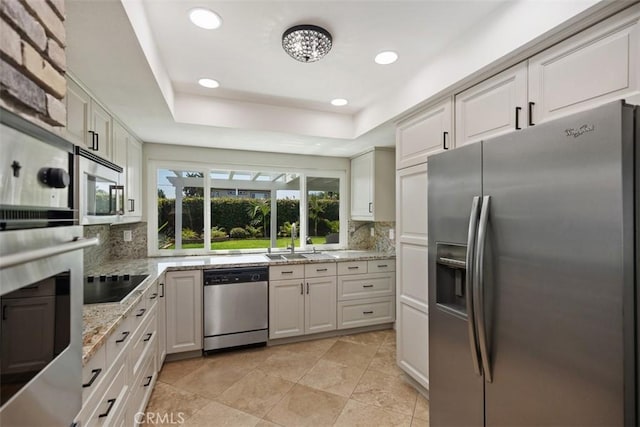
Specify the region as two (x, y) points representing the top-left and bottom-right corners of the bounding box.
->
(264, 252), (336, 261)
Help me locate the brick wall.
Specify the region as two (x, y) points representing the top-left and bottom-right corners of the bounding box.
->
(0, 0), (66, 127)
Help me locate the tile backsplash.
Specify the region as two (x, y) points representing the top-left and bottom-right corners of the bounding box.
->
(348, 220), (396, 254)
(83, 222), (147, 272)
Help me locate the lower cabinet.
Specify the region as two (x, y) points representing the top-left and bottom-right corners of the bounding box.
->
(165, 270), (203, 354)
(76, 282), (159, 427)
(269, 278), (305, 339)
(305, 276), (337, 334)
(156, 274), (167, 367)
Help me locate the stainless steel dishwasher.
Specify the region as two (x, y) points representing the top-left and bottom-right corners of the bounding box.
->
(203, 267), (268, 351)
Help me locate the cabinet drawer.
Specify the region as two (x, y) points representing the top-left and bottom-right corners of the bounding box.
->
(86, 357), (128, 427)
(367, 259), (395, 273)
(337, 261), (367, 275)
(105, 315), (133, 368)
(337, 296), (395, 329)
(270, 264), (304, 280)
(144, 280), (159, 309)
(82, 344), (106, 403)
(129, 295), (148, 332)
(338, 273), (395, 301)
(130, 351), (156, 425)
(130, 310), (156, 381)
(304, 262), (336, 278)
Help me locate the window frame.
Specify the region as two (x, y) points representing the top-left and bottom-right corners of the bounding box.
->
(147, 160), (347, 256)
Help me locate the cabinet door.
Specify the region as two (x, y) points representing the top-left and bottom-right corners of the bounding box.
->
(112, 121), (128, 171)
(398, 302), (429, 389)
(126, 139), (142, 218)
(396, 97), (453, 169)
(350, 151), (374, 220)
(528, 6), (640, 125)
(1, 296), (55, 374)
(157, 277), (167, 368)
(90, 101), (112, 160)
(305, 277), (337, 334)
(65, 78), (91, 147)
(396, 163), (428, 246)
(455, 61), (528, 147)
(269, 279), (305, 339)
(165, 270), (202, 354)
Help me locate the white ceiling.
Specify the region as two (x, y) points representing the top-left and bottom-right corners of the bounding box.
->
(65, 0), (603, 157)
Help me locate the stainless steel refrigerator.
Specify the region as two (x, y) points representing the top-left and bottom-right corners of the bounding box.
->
(427, 101), (638, 426)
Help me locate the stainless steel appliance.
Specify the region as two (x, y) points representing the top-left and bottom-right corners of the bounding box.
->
(0, 108), (98, 426)
(75, 146), (123, 225)
(203, 267), (268, 351)
(428, 101), (638, 426)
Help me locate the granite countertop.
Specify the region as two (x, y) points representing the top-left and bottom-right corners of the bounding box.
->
(82, 250), (394, 365)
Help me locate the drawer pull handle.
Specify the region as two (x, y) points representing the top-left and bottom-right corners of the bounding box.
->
(115, 331), (130, 343)
(159, 283), (165, 298)
(300, 283), (303, 295)
(82, 368), (102, 388)
(378, 264), (388, 268)
(348, 266), (359, 270)
(282, 271), (294, 274)
(136, 308), (146, 317)
(149, 293), (158, 300)
(143, 375), (153, 387)
(98, 398), (116, 418)
(362, 285), (374, 288)
(363, 311), (374, 315)
(143, 332), (153, 342)
(317, 268), (328, 272)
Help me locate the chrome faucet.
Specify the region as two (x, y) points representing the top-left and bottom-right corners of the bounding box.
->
(290, 223), (296, 254)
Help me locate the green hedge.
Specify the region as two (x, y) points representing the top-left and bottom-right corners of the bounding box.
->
(158, 197), (339, 237)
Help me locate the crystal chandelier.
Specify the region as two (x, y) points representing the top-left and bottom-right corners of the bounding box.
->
(282, 25), (332, 63)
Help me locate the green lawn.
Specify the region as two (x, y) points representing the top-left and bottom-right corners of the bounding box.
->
(166, 236), (326, 250)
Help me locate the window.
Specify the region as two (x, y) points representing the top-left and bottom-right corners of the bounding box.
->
(152, 163), (345, 255)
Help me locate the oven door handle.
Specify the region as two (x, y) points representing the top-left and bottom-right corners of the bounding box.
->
(0, 237), (99, 269)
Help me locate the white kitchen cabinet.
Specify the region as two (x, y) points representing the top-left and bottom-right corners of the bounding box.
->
(269, 278), (305, 339)
(165, 270), (203, 354)
(113, 121), (143, 221)
(157, 275), (167, 368)
(65, 77), (113, 159)
(269, 263), (337, 338)
(455, 61), (528, 147)
(336, 259), (395, 330)
(305, 276), (337, 334)
(395, 162), (429, 390)
(396, 97), (453, 169)
(350, 148), (395, 221)
(528, 4), (640, 125)
(65, 78), (91, 147)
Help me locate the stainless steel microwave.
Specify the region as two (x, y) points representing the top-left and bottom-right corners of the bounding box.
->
(75, 147), (124, 225)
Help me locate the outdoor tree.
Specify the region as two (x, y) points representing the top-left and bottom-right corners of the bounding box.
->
(248, 199), (271, 238)
(308, 194), (325, 237)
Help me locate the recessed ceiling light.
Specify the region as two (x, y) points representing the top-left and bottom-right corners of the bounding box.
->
(375, 51), (398, 65)
(331, 98), (348, 106)
(189, 8), (222, 30)
(198, 78), (219, 88)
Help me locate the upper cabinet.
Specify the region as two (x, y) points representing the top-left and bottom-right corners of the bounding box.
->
(350, 148), (395, 221)
(113, 121), (143, 221)
(528, 6), (640, 125)
(455, 62), (528, 147)
(65, 77), (112, 160)
(396, 97), (453, 169)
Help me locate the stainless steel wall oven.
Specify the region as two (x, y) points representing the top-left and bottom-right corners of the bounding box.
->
(0, 108), (97, 426)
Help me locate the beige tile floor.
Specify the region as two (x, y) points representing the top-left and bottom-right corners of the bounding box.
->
(144, 329), (429, 426)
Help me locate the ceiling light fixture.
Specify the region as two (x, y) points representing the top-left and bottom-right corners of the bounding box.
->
(198, 78), (219, 88)
(331, 98), (348, 106)
(189, 8), (222, 30)
(375, 51), (398, 65)
(282, 25), (332, 63)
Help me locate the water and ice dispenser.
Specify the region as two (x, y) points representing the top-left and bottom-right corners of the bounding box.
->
(435, 243), (469, 317)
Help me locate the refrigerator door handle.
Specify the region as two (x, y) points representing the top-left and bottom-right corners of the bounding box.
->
(474, 195), (493, 383)
(465, 196), (482, 376)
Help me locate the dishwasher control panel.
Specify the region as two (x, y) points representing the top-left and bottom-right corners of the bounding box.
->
(203, 267), (269, 285)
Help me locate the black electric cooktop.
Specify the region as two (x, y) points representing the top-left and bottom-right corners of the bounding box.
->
(83, 274), (149, 304)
